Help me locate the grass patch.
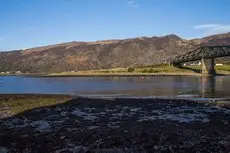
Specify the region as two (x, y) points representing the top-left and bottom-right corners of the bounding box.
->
(127, 67), (135, 72)
(215, 65), (230, 72)
(0, 94), (71, 115)
(45, 64), (230, 76)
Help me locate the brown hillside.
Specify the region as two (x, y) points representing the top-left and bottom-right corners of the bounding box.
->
(0, 33), (230, 73)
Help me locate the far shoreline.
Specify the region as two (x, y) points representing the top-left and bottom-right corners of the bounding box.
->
(31, 72), (204, 77)
(2, 72), (230, 77)
(2, 64), (230, 77)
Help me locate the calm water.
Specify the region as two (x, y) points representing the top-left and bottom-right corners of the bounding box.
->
(1, 76), (230, 98)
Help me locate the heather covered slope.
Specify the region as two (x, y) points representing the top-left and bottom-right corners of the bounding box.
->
(0, 33), (230, 73)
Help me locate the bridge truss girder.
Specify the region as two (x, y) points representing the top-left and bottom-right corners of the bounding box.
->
(172, 46), (230, 64)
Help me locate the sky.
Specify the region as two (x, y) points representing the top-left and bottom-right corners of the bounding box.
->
(0, 0), (230, 51)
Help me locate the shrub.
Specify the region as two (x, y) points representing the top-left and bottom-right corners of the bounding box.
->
(127, 67), (135, 72)
(147, 69), (156, 73)
(141, 69), (148, 73)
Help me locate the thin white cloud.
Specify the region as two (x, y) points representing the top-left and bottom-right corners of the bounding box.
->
(194, 24), (221, 29)
(194, 24), (230, 35)
(107, 32), (113, 35)
(126, 0), (139, 8)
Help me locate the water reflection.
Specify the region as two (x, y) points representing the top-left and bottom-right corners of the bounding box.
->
(201, 77), (216, 98)
(1, 76), (230, 98)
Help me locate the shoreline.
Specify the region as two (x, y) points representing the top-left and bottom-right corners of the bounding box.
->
(34, 72), (204, 77)
(1, 93), (230, 118)
(0, 94), (230, 152)
(2, 64), (230, 77)
(2, 72), (230, 77)
(1, 93), (230, 100)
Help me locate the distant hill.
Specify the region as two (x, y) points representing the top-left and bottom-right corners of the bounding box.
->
(1, 32), (230, 73)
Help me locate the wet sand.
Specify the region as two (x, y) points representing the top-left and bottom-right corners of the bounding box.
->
(0, 95), (230, 153)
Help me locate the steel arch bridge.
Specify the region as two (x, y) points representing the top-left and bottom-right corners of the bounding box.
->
(171, 45), (230, 64)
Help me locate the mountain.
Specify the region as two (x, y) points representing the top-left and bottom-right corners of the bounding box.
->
(191, 32), (230, 46)
(0, 33), (230, 73)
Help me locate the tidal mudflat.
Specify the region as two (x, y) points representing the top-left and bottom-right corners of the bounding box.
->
(0, 95), (230, 152)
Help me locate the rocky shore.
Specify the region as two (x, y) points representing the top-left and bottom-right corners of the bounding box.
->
(0, 95), (230, 153)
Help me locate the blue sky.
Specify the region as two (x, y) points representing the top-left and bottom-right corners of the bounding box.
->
(0, 0), (230, 51)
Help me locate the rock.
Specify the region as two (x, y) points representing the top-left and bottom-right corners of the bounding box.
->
(0, 147), (7, 153)
(0, 112), (10, 119)
(154, 145), (159, 150)
(60, 136), (66, 139)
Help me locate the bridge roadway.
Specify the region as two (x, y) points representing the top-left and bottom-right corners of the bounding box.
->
(171, 46), (230, 75)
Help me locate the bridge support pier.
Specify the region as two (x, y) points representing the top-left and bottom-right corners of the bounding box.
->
(202, 58), (216, 76)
